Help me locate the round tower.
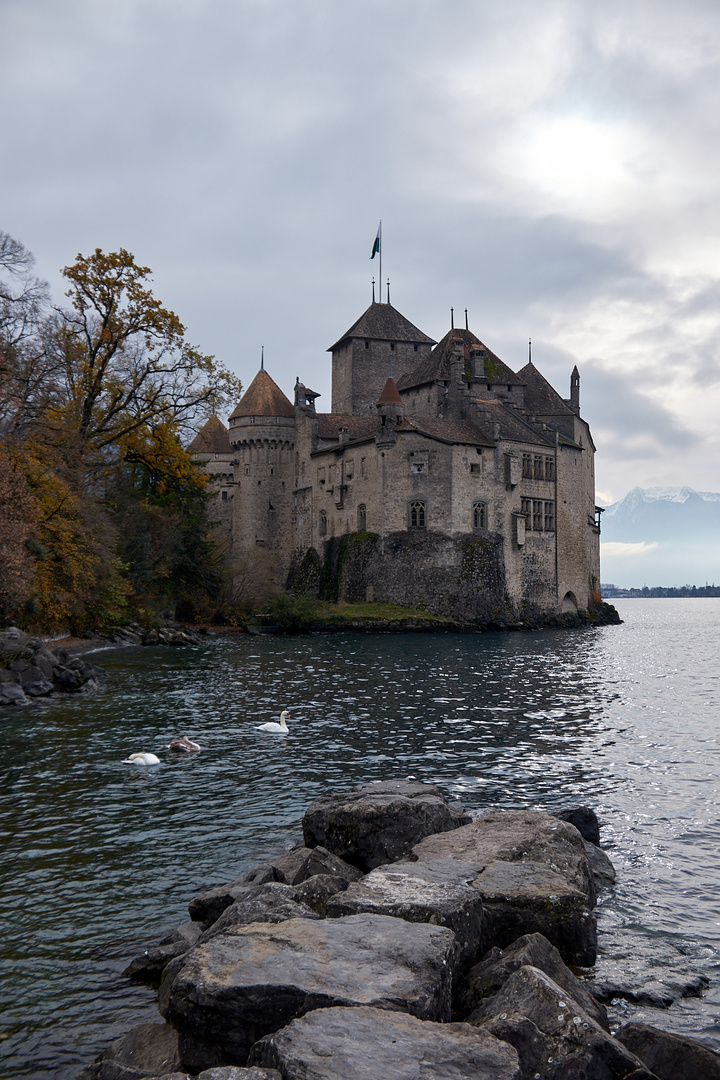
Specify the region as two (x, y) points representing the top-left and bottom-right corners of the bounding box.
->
(227, 369), (295, 599)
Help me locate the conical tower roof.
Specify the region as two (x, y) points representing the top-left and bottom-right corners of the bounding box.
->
(228, 369), (294, 420)
(517, 361), (575, 416)
(187, 414), (232, 454)
(377, 377), (403, 405)
(328, 302), (435, 352)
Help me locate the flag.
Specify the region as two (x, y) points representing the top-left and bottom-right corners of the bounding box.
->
(370, 224), (381, 259)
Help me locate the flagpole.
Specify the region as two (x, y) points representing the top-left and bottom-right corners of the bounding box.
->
(379, 220), (382, 303)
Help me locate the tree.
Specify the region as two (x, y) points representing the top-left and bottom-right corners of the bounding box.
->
(52, 247), (241, 461)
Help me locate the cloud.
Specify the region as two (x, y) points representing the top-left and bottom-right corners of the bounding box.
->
(601, 541), (659, 557)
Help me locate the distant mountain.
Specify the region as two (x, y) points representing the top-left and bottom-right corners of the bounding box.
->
(602, 486), (720, 544)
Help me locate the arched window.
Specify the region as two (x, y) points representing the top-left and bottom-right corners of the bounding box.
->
(357, 504), (367, 531)
(472, 501), (486, 529)
(409, 500), (426, 528)
(318, 509), (327, 536)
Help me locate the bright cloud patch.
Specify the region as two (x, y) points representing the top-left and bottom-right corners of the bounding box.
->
(601, 541), (659, 557)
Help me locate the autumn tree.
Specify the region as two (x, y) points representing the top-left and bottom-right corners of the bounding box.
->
(51, 248), (241, 466)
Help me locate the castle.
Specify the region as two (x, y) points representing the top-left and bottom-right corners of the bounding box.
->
(188, 299), (601, 622)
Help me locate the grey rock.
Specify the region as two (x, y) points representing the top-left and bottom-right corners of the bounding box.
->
(583, 839), (616, 892)
(249, 1004), (521, 1080)
(327, 856), (491, 974)
(302, 779), (471, 872)
(616, 1021), (720, 1079)
(123, 921), (204, 983)
(23, 671), (55, 696)
(458, 932), (608, 1030)
(472, 965), (655, 1079)
(554, 806), (601, 846)
(0, 681), (28, 706)
(198, 1070), (283, 1080)
(411, 809), (597, 966)
(76, 1023), (181, 1080)
(198, 882), (321, 941)
(162, 912), (457, 1071)
(293, 873), (351, 916)
(188, 848), (361, 927)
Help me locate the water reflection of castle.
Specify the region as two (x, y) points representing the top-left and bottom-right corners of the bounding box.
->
(189, 300), (601, 621)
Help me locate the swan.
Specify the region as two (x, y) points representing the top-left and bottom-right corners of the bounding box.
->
(167, 735), (201, 752)
(123, 752), (161, 765)
(258, 709), (290, 733)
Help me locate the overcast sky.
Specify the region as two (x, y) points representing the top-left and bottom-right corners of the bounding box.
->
(3, 0), (720, 529)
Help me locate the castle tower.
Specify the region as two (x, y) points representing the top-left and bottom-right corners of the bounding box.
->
(227, 369), (295, 597)
(328, 302), (435, 416)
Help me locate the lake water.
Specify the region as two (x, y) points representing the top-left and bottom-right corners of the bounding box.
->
(2, 598), (720, 1077)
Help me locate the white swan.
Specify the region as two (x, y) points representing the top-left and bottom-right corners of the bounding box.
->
(123, 752), (161, 765)
(258, 709), (290, 734)
(167, 735), (201, 752)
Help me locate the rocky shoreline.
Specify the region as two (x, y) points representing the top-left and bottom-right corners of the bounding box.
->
(77, 781), (719, 1080)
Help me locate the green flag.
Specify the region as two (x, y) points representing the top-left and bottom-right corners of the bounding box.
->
(370, 225), (381, 259)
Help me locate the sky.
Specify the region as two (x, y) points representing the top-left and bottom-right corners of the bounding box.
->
(2, 0), (720, 570)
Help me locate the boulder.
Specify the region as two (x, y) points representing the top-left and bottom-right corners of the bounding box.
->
(188, 847), (360, 927)
(458, 933), (608, 1030)
(161, 913), (457, 1071)
(76, 1022), (181, 1080)
(411, 809), (597, 965)
(123, 921), (204, 983)
(616, 1021), (720, 1079)
(583, 839), (616, 892)
(293, 873), (352, 916)
(249, 1004), (521, 1080)
(471, 965), (655, 1079)
(326, 856), (491, 973)
(198, 882), (321, 941)
(0, 680), (28, 706)
(554, 806), (601, 846)
(302, 780), (471, 871)
(197, 1070), (282, 1080)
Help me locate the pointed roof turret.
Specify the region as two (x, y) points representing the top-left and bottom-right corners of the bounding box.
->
(377, 376), (403, 405)
(328, 302), (435, 352)
(187, 414), (232, 454)
(517, 361), (575, 417)
(228, 369), (294, 420)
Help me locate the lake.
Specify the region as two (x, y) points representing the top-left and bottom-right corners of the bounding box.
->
(2, 597), (720, 1076)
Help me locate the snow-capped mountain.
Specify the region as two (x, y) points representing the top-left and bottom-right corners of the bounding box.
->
(600, 486), (720, 587)
(602, 486), (720, 541)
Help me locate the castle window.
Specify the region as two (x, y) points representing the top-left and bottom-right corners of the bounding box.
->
(411, 461), (427, 474)
(409, 500), (426, 528)
(222, 491), (228, 502)
(470, 462), (481, 475)
(544, 501), (555, 531)
(532, 500), (543, 531)
(533, 455), (544, 480)
(414, 344), (418, 352)
(544, 456), (555, 481)
(244, 465), (249, 475)
(318, 466), (326, 485)
(365, 340), (370, 349)
(522, 454), (533, 479)
(345, 459), (354, 480)
(521, 497), (532, 521)
(357, 504), (367, 531)
(360, 457), (366, 477)
(319, 510), (327, 536)
(472, 501), (486, 529)
(390, 342), (395, 351)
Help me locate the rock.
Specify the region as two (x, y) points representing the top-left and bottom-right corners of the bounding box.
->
(583, 839), (616, 892)
(293, 873), (351, 916)
(249, 1004), (521, 1080)
(0, 681), (28, 706)
(198, 882), (321, 941)
(123, 921), (204, 983)
(458, 932), (609, 1030)
(76, 1022), (181, 1080)
(188, 848), (361, 927)
(161, 912), (457, 1070)
(302, 780), (471, 871)
(197, 1070), (283, 1080)
(326, 856), (491, 974)
(616, 1021), (720, 1079)
(411, 809), (597, 966)
(471, 965), (655, 1079)
(554, 806), (601, 846)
